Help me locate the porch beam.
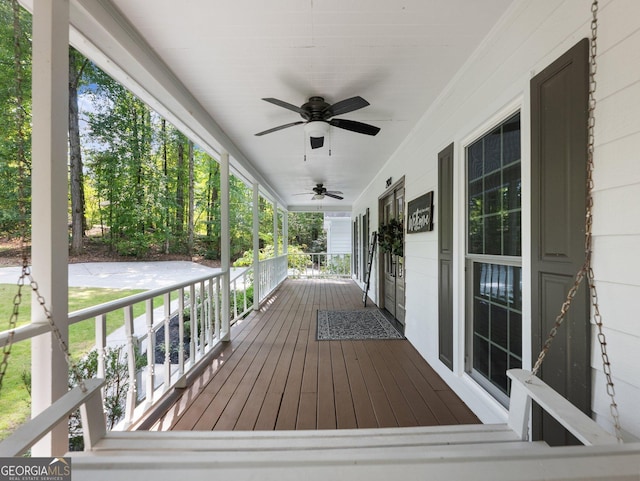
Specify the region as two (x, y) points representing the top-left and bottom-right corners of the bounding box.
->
(220, 152), (230, 341)
(253, 182), (260, 310)
(30, 0), (70, 457)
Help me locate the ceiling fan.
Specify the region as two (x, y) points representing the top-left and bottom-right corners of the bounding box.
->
(295, 183), (344, 200)
(255, 96), (380, 149)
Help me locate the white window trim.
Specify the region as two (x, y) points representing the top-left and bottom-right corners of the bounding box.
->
(451, 96), (533, 411)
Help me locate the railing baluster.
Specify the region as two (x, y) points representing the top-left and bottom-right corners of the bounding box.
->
(178, 287), (185, 376)
(189, 284), (196, 366)
(243, 271), (248, 313)
(199, 280), (206, 357)
(232, 278), (238, 321)
(163, 292), (171, 392)
(207, 279), (214, 349)
(124, 305), (137, 427)
(95, 314), (106, 381)
(214, 277), (221, 340)
(145, 298), (155, 406)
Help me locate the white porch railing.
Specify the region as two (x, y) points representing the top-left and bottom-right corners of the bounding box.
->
(0, 257), (289, 435)
(67, 270), (227, 429)
(257, 254), (288, 303)
(287, 252), (351, 279)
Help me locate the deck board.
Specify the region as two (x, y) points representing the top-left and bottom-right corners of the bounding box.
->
(148, 279), (479, 432)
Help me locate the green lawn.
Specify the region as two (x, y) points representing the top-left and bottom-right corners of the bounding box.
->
(0, 284), (152, 440)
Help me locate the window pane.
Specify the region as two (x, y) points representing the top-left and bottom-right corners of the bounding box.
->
(468, 140), (483, 181)
(468, 179), (484, 254)
(505, 211), (521, 256)
(509, 311), (522, 357)
(484, 127), (502, 175)
(485, 173), (502, 215)
(490, 304), (508, 348)
(503, 164), (521, 211)
(503, 113), (521, 166)
(490, 345), (508, 394)
(485, 215), (502, 255)
(475, 300), (489, 338)
(474, 335), (489, 377)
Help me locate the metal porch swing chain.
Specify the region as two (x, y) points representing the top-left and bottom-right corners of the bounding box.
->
(530, 0), (622, 442)
(0, 0), (86, 394)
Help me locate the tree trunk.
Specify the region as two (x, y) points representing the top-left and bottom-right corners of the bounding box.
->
(69, 48), (88, 255)
(187, 140), (194, 255)
(162, 119), (169, 253)
(175, 137), (185, 236)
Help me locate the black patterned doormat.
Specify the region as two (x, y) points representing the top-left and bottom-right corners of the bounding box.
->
(316, 309), (405, 341)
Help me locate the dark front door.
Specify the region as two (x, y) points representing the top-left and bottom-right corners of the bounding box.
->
(531, 38), (590, 446)
(380, 183), (405, 325)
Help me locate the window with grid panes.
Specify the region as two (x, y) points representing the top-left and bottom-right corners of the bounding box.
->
(466, 112), (522, 404)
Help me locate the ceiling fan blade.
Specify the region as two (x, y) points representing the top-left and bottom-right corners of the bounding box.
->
(325, 190), (343, 195)
(324, 96), (370, 118)
(310, 136), (324, 149)
(255, 121), (304, 136)
(329, 118), (380, 136)
(262, 98), (308, 116)
(324, 192), (344, 200)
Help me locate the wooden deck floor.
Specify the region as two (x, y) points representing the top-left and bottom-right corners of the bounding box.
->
(146, 278), (479, 431)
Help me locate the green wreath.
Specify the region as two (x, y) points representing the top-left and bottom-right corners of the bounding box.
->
(378, 218), (404, 257)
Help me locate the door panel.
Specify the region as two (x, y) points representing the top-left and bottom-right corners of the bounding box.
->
(380, 182), (405, 325)
(395, 188), (406, 324)
(531, 38), (589, 446)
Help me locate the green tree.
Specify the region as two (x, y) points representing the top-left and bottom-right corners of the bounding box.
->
(0, 0), (31, 237)
(288, 212), (326, 252)
(69, 47), (90, 254)
(85, 69), (159, 255)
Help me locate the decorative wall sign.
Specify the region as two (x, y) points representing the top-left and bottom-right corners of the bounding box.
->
(407, 191), (434, 233)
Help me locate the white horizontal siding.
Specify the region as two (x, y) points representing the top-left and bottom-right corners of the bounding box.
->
(326, 218), (352, 254)
(353, 0), (640, 438)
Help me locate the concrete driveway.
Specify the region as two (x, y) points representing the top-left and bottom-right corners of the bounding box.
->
(0, 261), (223, 290)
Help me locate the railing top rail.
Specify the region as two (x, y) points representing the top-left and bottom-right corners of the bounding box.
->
(0, 322), (50, 345)
(67, 269), (225, 325)
(230, 266), (251, 283)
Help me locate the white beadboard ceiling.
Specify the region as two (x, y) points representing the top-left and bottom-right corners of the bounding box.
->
(92, 0), (514, 210)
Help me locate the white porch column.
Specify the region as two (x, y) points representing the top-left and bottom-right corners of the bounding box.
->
(30, 0), (69, 457)
(273, 200), (279, 256)
(220, 152), (230, 341)
(283, 210), (288, 254)
(252, 182), (260, 310)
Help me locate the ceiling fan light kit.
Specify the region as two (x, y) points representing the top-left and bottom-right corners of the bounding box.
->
(304, 120), (330, 138)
